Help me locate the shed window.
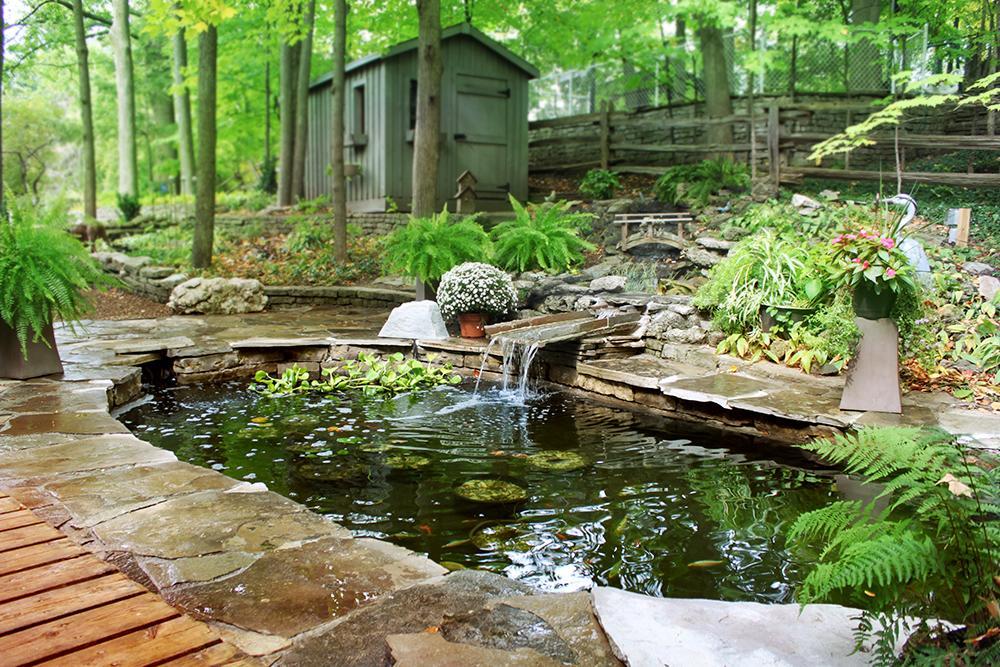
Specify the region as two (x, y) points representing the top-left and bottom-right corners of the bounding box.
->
(408, 79), (418, 130)
(353, 85), (366, 135)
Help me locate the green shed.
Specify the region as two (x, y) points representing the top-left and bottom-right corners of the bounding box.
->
(305, 23), (539, 213)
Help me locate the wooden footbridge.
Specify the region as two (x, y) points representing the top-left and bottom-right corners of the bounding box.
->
(0, 492), (254, 666)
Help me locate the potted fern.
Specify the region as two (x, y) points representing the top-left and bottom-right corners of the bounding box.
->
(436, 263), (517, 338)
(0, 198), (109, 379)
(383, 208), (492, 299)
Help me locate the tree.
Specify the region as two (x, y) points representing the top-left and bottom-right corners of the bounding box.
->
(192, 24), (217, 268)
(330, 0), (347, 261)
(1, 0), (5, 211)
(111, 0), (138, 197)
(411, 0), (442, 217)
(172, 22), (195, 196)
(699, 21), (734, 151)
(847, 0), (881, 93)
(290, 0), (315, 201)
(71, 0), (97, 220)
(277, 16), (300, 206)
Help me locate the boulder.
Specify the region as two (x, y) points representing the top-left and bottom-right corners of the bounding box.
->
(791, 193), (822, 211)
(167, 277), (268, 315)
(683, 247), (724, 268)
(979, 276), (1000, 302)
(964, 261), (995, 276)
(589, 275), (628, 293)
(695, 237), (735, 251)
(378, 301), (449, 340)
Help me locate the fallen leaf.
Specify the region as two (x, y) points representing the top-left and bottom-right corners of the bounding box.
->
(250, 417), (269, 424)
(985, 597), (1000, 619)
(688, 560), (724, 568)
(424, 626), (440, 634)
(864, 590), (876, 598)
(966, 626), (1000, 646)
(490, 450), (505, 456)
(937, 473), (974, 498)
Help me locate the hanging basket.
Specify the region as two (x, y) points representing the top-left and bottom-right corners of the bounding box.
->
(852, 282), (896, 320)
(458, 313), (486, 338)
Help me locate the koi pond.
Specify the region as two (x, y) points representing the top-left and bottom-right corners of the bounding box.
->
(121, 381), (838, 601)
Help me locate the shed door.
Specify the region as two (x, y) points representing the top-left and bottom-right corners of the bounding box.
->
(454, 74), (510, 202)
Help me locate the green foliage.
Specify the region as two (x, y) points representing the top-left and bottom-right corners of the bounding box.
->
(116, 193), (142, 222)
(256, 156), (278, 195)
(283, 217), (332, 253)
(295, 195), (330, 214)
(216, 190), (273, 213)
(384, 209), (492, 283)
(789, 427), (999, 664)
(117, 224), (193, 267)
(491, 196), (595, 274)
(694, 229), (810, 334)
(0, 197), (110, 357)
(578, 169), (621, 200)
(653, 159), (750, 207)
(251, 352), (462, 397)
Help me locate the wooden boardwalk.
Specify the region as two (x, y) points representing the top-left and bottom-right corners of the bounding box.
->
(0, 492), (254, 666)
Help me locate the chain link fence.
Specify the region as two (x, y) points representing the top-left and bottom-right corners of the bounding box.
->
(530, 26), (940, 120)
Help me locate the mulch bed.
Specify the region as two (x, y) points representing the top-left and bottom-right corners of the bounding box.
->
(84, 288), (173, 320)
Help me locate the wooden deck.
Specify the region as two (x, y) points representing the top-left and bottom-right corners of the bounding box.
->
(0, 492), (254, 666)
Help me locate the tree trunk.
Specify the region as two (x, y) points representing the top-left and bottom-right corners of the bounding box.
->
(278, 39), (301, 206)
(172, 25), (196, 196)
(412, 0), (442, 217)
(147, 39), (178, 191)
(848, 0), (881, 93)
(331, 0), (347, 261)
(192, 26), (217, 269)
(291, 0), (316, 201)
(1, 0), (5, 212)
(672, 19), (687, 103)
(748, 0), (758, 180)
(699, 22), (734, 151)
(264, 58), (271, 168)
(112, 0), (138, 197)
(71, 0), (97, 220)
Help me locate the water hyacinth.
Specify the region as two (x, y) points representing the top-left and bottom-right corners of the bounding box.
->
(436, 262), (517, 321)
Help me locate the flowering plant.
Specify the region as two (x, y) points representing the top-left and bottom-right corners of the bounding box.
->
(436, 262), (517, 321)
(827, 227), (917, 295)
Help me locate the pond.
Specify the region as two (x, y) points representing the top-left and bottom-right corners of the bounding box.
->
(120, 381), (838, 602)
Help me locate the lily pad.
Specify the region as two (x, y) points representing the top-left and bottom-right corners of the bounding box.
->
(526, 450), (587, 472)
(455, 479), (528, 505)
(385, 453), (432, 470)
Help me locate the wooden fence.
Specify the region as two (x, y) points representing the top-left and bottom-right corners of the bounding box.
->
(527, 96), (1000, 189)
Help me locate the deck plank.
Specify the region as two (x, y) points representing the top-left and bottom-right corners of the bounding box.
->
(159, 642), (254, 666)
(38, 616), (222, 667)
(0, 572), (146, 634)
(0, 539), (88, 577)
(0, 522), (64, 552)
(0, 593), (181, 666)
(0, 555), (116, 604)
(0, 509), (46, 532)
(0, 497), (24, 514)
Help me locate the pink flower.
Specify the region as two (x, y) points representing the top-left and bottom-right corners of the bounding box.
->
(845, 234), (857, 240)
(832, 235), (844, 244)
(881, 238), (895, 249)
(852, 257), (861, 263)
(886, 268), (896, 278)
(863, 261), (870, 269)
(858, 230), (868, 238)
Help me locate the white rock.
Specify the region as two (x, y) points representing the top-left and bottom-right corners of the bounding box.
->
(791, 193), (822, 210)
(378, 300), (449, 340)
(592, 587), (908, 667)
(589, 275), (628, 293)
(167, 277), (268, 314)
(695, 237), (735, 251)
(979, 275), (1000, 302)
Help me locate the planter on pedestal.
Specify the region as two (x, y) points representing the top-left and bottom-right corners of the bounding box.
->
(0, 320), (63, 380)
(852, 282), (896, 320)
(458, 313), (486, 338)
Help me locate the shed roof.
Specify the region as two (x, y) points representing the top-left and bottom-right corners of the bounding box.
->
(309, 22), (539, 91)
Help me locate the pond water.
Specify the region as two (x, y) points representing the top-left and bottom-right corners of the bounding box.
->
(121, 381), (838, 602)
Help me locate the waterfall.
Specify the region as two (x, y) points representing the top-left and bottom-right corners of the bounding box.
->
(474, 335), (541, 402)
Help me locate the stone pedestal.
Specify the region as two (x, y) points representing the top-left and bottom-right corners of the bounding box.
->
(840, 317), (901, 414)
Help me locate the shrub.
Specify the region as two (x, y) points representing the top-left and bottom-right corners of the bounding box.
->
(435, 262), (517, 321)
(257, 156), (278, 194)
(653, 158), (750, 207)
(0, 197), (110, 356)
(216, 190), (272, 213)
(384, 209), (491, 284)
(116, 192), (142, 222)
(283, 217), (331, 253)
(491, 196), (595, 274)
(579, 169), (621, 200)
(788, 427), (999, 665)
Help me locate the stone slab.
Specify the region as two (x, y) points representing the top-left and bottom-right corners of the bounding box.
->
(110, 336), (194, 355)
(659, 373), (773, 408)
(592, 587), (889, 667)
(387, 632), (562, 667)
(0, 434), (175, 481)
(229, 338), (333, 349)
(0, 411), (130, 436)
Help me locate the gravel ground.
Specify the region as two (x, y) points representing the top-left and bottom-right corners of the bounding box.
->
(84, 288), (173, 320)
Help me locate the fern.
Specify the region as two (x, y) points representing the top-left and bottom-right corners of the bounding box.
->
(383, 208), (492, 283)
(0, 196), (112, 357)
(652, 158), (750, 207)
(491, 195), (595, 274)
(788, 426), (999, 665)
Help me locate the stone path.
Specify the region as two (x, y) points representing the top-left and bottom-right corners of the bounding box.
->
(1, 305), (989, 664)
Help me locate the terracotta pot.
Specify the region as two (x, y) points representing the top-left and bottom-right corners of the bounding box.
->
(852, 282), (896, 320)
(458, 313), (486, 338)
(0, 320), (64, 379)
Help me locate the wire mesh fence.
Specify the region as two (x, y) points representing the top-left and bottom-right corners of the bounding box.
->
(529, 26), (941, 121)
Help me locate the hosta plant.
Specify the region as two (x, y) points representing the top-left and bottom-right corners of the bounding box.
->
(435, 262), (517, 321)
(0, 196), (109, 357)
(491, 195), (595, 274)
(384, 208), (492, 283)
(578, 169), (621, 199)
(788, 427), (999, 665)
(252, 352), (461, 398)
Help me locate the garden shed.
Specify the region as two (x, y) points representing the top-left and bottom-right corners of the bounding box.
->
(304, 23), (539, 213)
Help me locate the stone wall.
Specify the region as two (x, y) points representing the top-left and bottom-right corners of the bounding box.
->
(215, 212), (413, 237)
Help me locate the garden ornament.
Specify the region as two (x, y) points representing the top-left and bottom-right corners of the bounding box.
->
(881, 193), (932, 286)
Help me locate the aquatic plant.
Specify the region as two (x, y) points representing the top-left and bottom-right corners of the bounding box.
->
(251, 352), (461, 397)
(435, 262), (518, 321)
(455, 479), (529, 504)
(788, 427), (999, 665)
